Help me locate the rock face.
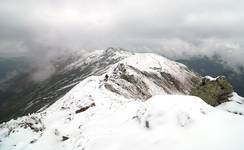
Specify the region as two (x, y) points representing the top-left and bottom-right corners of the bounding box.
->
(103, 52), (200, 100)
(191, 76), (233, 106)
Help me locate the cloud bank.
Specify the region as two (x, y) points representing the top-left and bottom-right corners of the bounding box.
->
(0, 0), (243, 70)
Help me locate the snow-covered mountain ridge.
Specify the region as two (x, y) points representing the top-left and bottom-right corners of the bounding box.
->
(103, 52), (199, 100)
(0, 48), (132, 123)
(1, 49), (244, 150)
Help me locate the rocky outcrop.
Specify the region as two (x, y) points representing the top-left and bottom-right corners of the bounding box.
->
(104, 61), (200, 100)
(191, 76), (233, 106)
(104, 63), (152, 100)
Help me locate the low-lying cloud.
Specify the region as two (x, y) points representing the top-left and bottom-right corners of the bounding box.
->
(158, 38), (244, 68)
(0, 0), (243, 73)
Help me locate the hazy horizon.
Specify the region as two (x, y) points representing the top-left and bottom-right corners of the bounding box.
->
(0, 0), (243, 71)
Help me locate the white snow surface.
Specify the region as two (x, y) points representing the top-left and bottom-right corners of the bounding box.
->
(218, 92), (244, 115)
(204, 75), (217, 81)
(1, 51), (244, 150)
(64, 49), (132, 71)
(118, 53), (192, 81)
(1, 76), (244, 150)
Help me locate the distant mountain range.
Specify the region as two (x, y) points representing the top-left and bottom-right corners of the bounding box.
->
(0, 57), (30, 80)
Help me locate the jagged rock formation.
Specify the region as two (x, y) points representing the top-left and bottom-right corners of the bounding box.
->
(103, 52), (200, 100)
(104, 62), (199, 100)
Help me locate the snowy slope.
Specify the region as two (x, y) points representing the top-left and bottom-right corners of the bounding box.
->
(103, 52), (200, 100)
(218, 92), (244, 115)
(0, 48), (133, 123)
(1, 75), (244, 150)
(1, 49), (244, 150)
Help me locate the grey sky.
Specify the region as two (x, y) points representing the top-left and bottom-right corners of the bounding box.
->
(0, 0), (244, 69)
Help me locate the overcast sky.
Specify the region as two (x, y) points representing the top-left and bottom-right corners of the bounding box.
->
(0, 0), (244, 69)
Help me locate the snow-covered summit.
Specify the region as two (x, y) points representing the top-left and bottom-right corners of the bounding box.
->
(103, 52), (200, 100)
(1, 48), (244, 150)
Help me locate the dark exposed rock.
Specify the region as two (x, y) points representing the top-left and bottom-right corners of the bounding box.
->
(30, 139), (37, 144)
(145, 120), (150, 129)
(104, 64), (152, 100)
(54, 129), (60, 136)
(104, 83), (120, 94)
(104, 74), (109, 81)
(159, 72), (183, 92)
(75, 102), (96, 114)
(62, 136), (69, 141)
(18, 117), (45, 133)
(60, 106), (70, 110)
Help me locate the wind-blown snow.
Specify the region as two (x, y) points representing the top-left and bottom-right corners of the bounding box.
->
(1, 50), (244, 150)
